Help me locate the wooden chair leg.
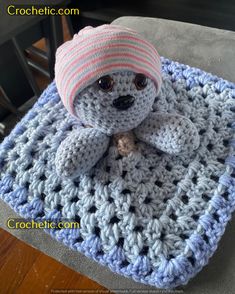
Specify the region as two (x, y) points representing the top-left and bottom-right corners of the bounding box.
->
(0, 86), (18, 114)
(65, 15), (74, 36)
(11, 37), (41, 97)
(42, 16), (64, 79)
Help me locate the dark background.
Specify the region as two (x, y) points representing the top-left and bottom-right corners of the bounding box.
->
(69, 0), (235, 32)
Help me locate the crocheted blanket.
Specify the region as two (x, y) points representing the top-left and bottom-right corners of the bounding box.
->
(0, 57), (235, 289)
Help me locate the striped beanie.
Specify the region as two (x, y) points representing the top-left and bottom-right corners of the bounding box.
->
(55, 24), (162, 115)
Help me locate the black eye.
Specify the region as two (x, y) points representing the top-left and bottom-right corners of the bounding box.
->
(97, 75), (114, 92)
(134, 74), (148, 90)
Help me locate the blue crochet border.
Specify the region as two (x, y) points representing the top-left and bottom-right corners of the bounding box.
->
(0, 57), (235, 289)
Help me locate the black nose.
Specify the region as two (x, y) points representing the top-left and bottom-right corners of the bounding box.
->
(112, 95), (135, 110)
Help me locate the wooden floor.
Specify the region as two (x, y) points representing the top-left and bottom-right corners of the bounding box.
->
(0, 17), (111, 294)
(0, 229), (110, 293)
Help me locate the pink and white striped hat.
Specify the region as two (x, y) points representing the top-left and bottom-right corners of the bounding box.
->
(55, 24), (162, 115)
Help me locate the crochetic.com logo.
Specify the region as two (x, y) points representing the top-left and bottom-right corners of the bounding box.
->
(6, 218), (80, 230)
(6, 5), (79, 16)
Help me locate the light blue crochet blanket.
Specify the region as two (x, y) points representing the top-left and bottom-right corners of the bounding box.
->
(0, 57), (235, 289)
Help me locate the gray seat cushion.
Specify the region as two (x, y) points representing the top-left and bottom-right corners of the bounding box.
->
(112, 16), (235, 83)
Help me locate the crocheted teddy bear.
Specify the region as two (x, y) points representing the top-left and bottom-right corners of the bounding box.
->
(54, 25), (200, 179)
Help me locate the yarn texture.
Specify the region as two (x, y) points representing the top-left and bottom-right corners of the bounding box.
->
(57, 71), (199, 178)
(0, 57), (235, 289)
(55, 25), (199, 178)
(55, 24), (162, 115)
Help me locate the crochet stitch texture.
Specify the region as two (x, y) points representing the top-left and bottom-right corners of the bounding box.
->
(0, 57), (235, 289)
(56, 70), (199, 178)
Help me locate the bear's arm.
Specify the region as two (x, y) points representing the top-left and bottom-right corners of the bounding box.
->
(134, 112), (200, 155)
(55, 127), (110, 179)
